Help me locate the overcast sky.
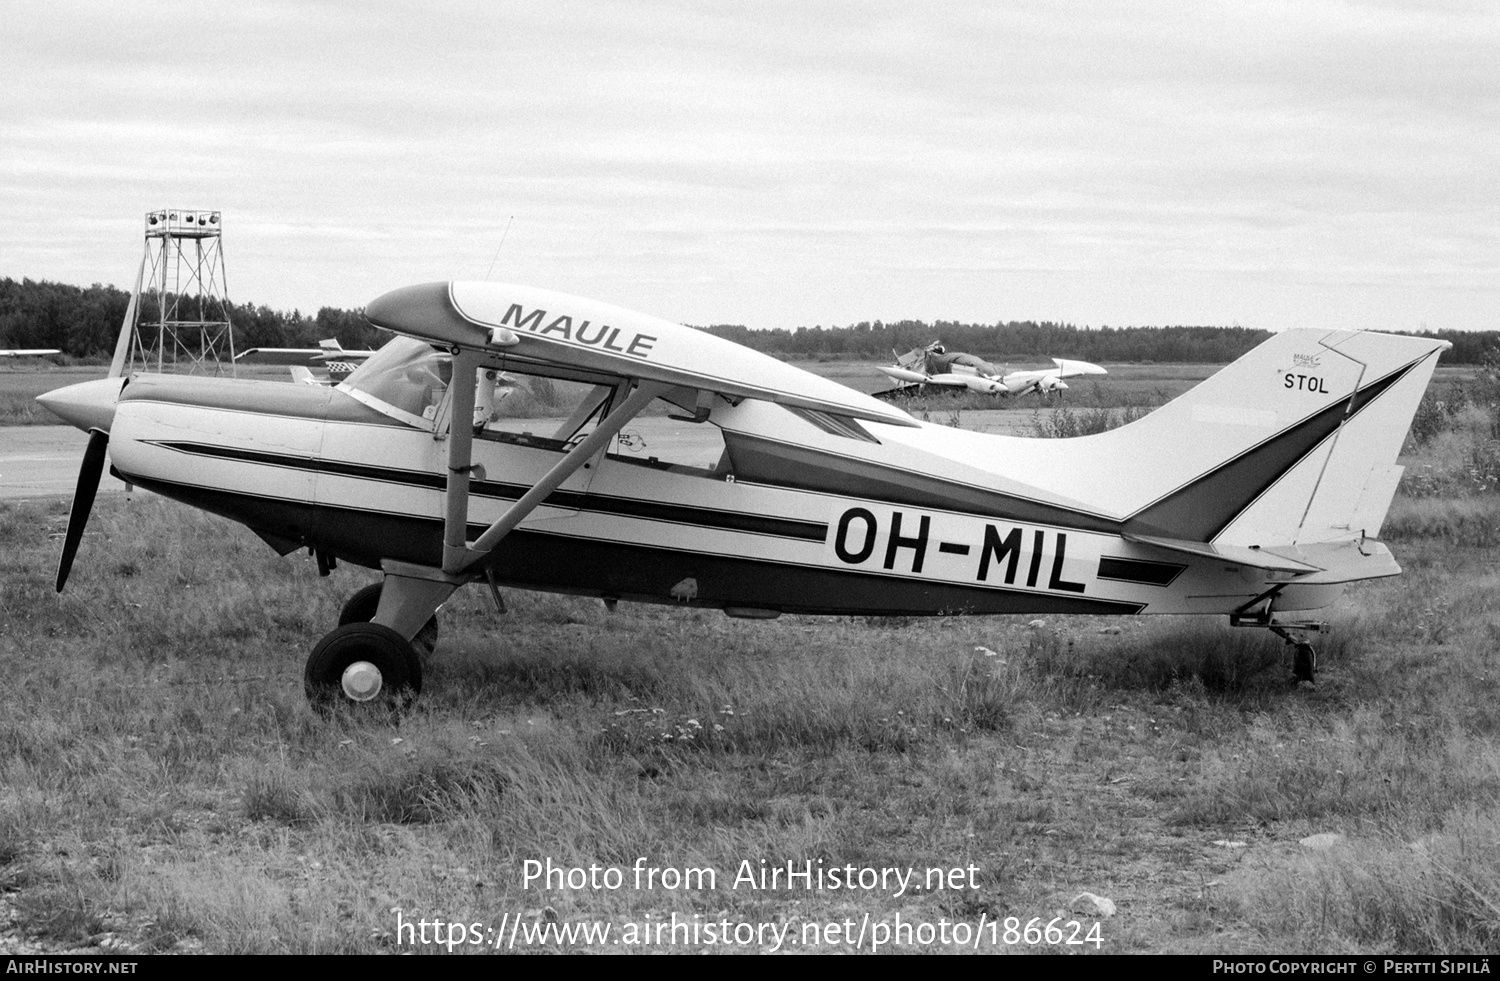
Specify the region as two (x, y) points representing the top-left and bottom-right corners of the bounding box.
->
(4, 1), (1496, 332)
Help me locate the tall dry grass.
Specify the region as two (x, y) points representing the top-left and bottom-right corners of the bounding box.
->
(3, 374), (1500, 952)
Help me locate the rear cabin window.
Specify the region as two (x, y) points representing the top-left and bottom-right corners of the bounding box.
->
(605, 392), (729, 477)
(474, 368), (615, 451)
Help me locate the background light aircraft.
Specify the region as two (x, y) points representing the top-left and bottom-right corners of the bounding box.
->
(235, 339), (376, 384)
(1, 349), (61, 358)
(37, 282), (1448, 714)
(876, 341), (1107, 397)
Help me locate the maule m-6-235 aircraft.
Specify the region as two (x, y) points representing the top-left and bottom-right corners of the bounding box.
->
(37, 282), (1447, 712)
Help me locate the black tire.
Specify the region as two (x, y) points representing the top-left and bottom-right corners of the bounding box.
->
(339, 582), (440, 661)
(1292, 642), (1316, 684)
(338, 583), (385, 625)
(305, 622), (422, 716)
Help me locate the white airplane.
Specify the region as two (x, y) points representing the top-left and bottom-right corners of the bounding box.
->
(876, 341), (1107, 397)
(0, 349), (61, 358)
(36, 281), (1448, 713)
(235, 339), (377, 385)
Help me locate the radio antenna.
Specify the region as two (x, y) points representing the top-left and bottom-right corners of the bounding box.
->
(485, 216), (515, 280)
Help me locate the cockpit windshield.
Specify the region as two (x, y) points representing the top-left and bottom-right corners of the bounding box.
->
(338, 336), (450, 427)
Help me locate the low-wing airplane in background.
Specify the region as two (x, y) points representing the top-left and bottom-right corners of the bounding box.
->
(235, 339), (377, 385)
(0, 349), (61, 358)
(37, 282), (1448, 714)
(876, 341), (1107, 398)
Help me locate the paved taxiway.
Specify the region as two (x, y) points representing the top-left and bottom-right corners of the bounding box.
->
(0, 425), (132, 501)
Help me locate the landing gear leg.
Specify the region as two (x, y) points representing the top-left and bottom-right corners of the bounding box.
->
(339, 582), (440, 661)
(1232, 602), (1327, 687)
(303, 564), (465, 714)
(1266, 622), (1320, 684)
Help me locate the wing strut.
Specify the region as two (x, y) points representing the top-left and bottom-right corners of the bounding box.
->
(373, 366), (667, 640)
(440, 355), (668, 577)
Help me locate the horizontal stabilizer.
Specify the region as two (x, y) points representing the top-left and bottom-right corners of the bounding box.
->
(1283, 539), (1401, 584)
(1127, 533), (1401, 584)
(1124, 533), (1322, 573)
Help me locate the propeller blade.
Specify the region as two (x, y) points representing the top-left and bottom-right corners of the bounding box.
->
(56, 428), (109, 592)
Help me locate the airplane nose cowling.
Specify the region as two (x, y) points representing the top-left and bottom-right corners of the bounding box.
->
(35, 377), (126, 434)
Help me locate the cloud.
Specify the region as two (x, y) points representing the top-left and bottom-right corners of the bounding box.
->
(1, 0), (1495, 329)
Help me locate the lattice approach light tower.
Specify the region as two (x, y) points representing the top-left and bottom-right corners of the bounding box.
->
(110, 209), (236, 376)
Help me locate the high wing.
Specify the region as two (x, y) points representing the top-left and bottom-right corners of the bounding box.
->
(1000, 358), (1107, 395)
(234, 340), (379, 365)
(369, 282), (917, 427)
(875, 359), (1012, 396)
(874, 364), (975, 388)
(0, 349), (60, 357)
(235, 339), (377, 384)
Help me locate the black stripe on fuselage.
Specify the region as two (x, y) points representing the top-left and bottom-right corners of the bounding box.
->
(143, 440), (828, 543)
(113, 470), (1148, 617)
(1096, 557), (1187, 587)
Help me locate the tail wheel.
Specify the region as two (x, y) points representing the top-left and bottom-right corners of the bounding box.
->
(1292, 642), (1317, 684)
(339, 582), (440, 661)
(305, 622), (422, 716)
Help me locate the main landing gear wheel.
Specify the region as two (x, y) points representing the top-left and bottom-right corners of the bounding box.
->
(1292, 642), (1317, 684)
(304, 622), (422, 717)
(339, 582), (440, 661)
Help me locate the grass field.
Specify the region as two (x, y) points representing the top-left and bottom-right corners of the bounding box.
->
(2, 363), (1498, 954)
(0, 367), (108, 425)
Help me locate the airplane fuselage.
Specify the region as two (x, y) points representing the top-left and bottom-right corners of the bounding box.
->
(107, 372), (1340, 620)
(38, 280), (1448, 711)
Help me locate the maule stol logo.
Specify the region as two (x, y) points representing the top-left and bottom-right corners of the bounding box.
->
(1285, 353), (1329, 393)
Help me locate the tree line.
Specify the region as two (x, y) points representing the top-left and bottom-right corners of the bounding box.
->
(702, 319), (1500, 364)
(3, 275), (1495, 364)
(0, 277), (384, 358)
